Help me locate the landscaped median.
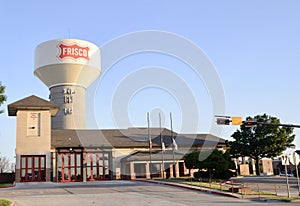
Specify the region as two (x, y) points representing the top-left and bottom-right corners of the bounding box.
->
(135, 178), (241, 199)
(135, 178), (300, 203)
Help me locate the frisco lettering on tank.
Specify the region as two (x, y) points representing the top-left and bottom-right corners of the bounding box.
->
(58, 43), (89, 60)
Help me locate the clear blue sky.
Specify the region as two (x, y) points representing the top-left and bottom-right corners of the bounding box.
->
(1, 0), (300, 162)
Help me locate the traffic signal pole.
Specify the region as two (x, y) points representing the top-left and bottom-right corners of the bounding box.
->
(215, 115), (300, 197)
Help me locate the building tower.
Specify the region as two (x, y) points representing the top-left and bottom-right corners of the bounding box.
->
(34, 39), (101, 129)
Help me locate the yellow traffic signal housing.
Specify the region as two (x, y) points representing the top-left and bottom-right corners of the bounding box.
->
(231, 116), (242, 125)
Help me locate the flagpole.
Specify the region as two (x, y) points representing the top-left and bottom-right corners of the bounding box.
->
(170, 112), (176, 166)
(159, 113), (165, 179)
(147, 112), (153, 179)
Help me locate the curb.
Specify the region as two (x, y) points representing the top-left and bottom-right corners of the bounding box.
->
(134, 179), (240, 199)
(0, 182), (17, 206)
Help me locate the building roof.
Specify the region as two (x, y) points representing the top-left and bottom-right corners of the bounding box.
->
(51, 128), (226, 150)
(121, 150), (185, 162)
(8, 95), (59, 116)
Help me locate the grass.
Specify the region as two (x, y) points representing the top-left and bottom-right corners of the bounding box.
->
(156, 178), (275, 196)
(0, 199), (11, 206)
(156, 178), (232, 192)
(0, 183), (13, 187)
(156, 178), (300, 202)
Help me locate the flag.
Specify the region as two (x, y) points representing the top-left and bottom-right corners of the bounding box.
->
(149, 138), (152, 149)
(172, 137), (178, 151)
(161, 141), (165, 152)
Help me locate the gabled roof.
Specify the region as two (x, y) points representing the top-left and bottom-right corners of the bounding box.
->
(51, 129), (156, 149)
(51, 128), (226, 149)
(8, 95), (59, 116)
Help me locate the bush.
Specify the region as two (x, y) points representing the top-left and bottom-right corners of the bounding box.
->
(193, 171), (210, 179)
(193, 170), (236, 180)
(0, 199), (11, 206)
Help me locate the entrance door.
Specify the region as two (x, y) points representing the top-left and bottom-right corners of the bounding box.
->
(57, 153), (82, 182)
(20, 155), (46, 182)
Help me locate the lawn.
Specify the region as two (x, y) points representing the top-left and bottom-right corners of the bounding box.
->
(156, 178), (273, 196)
(157, 178), (232, 192)
(156, 178), (300, 202)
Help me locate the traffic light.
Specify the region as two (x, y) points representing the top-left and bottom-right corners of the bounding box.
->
(231, 116), (243, 125)
(217, 118), (230, 125)
(243, 121), (257, 127)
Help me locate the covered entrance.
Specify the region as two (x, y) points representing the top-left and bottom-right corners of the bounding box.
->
(121, 151), (186, 179)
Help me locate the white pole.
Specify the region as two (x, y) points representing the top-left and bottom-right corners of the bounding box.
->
(159, 113), (165, 179)
(284, 155), (291, 198)
(147, 112), (153, 179)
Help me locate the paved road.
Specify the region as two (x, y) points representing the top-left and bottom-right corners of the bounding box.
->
(232, 176), (300, 197)
(0, 180), (285, 206)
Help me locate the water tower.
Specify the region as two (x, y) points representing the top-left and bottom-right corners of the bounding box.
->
(34, 39), (101, 129)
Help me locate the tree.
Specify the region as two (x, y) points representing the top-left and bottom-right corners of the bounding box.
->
(0, 156), (11, 173)
(184, 149), (236, 179)
(230, 114), (295, 176)
(0, 82), (7, 114)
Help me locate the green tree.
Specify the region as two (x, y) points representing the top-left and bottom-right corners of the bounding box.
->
(0, 82), (7, 114)
(184, 149), (235, 179)
(230, 114), (295, 176)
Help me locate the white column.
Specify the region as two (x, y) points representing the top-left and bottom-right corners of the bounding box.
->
(130, 162), (136, 179)
(146, 162), (151, 179)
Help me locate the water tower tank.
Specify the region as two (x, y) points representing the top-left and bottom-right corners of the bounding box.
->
(34, 39), (101, 129)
